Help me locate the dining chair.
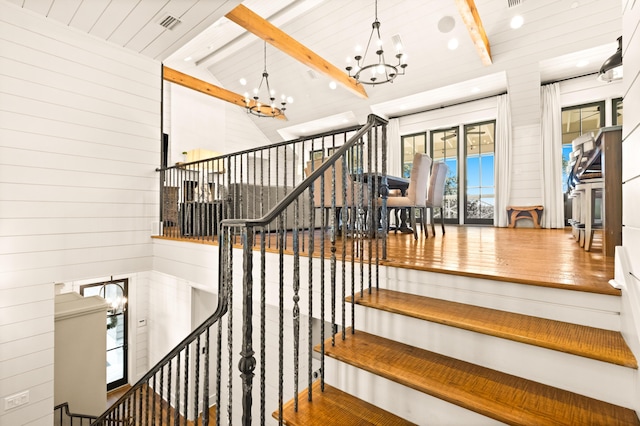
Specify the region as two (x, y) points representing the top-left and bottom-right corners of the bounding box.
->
(423, 161), (449, 237)
(304, 157), (368, 232)
(385, 152), (432, 240)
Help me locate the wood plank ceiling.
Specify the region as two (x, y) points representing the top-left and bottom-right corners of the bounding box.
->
(6, 0), (623, 141)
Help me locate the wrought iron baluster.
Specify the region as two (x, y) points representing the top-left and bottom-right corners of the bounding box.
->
(226, 228), (234, 426)
(278, 215), (285, 425)
(330, 161), (337, 347)
(260, 233), (266, 426)
(239, 226), (256, 426)
(174, 352), (181, 426)
(292, 196), (300, 412)
(194, 337), (201, 426)
(166, 360), (172, 425)
(307, 162), (315, 402)
(341, 153), (348, 341)
(202, 327), (210, 426)
(151, 374), (156, 426)
(319, 155), (326, 391)
(183, 345), (190, 426)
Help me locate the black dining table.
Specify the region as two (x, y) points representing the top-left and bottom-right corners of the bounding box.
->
(356, 173), (413, 233)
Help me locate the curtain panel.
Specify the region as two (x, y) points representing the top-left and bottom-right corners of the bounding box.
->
(494, 94), (513, 227)
(540, 83), (566, 228)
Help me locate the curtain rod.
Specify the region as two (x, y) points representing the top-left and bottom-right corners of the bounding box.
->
(389, 91), (508, 120)
(541, 71), (598, 86)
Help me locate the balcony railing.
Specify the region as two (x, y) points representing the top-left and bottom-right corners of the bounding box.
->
(93, 114), (388, 425)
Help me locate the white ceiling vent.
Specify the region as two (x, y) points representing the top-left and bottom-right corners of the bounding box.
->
(507, 0), (525, 7)
(158, 14), (181, 30)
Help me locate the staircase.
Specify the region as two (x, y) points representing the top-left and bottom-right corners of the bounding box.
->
(280, 269), (639, 425)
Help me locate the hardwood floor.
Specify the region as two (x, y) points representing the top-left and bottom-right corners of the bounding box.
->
(157, 225), (617, 295)
(378, 225), (616, 295)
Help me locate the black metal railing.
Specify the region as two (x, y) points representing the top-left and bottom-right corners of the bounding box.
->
(157, 123), (374, 246)
(93, 114), (388, 425)
(54, 403), (98, 426)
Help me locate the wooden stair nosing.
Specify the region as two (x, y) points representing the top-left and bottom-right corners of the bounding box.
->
(348, 288), (637, 368)
(317, 329), (640, 426)
(274, 380), (417, 426)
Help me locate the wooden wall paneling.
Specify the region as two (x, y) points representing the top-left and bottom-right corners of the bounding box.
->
(1, 75), (159, 127)
(1, 93), (157, 139)
(1, 5), (160, 409)
(149, 1), (241, 60)
(87, 1), (138, 40)
(0, 34), (158, 94)
(0, 232), (152, 256)
(0, 164), (155, 191)
(0, 147), (157, 178)
(559, 76), (624, 109)
(623, 178), (640, 230)
(0, 55), (157, 114)
(0, 183), (155, 205)
(0, 111), (158, 152)
(0, 130), (157, 163)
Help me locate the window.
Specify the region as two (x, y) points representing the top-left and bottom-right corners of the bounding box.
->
(612, 98), (623, 125)
(400, 133), (426, 178)
(431, 127), (458, 222)
(464, 121), (495, 224)
(561, 101), (604, 192)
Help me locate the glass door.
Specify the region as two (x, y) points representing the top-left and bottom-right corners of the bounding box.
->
(464, 122), (495, 224)
(431, 127), (459, 222)
(81, 279), (128, 391)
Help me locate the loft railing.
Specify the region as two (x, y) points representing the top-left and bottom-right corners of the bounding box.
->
(157, 122), (373, 246)
(93, 114), (388, 425)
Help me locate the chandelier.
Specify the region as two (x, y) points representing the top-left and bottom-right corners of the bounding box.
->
(243, 42), (292, 118)
(346, 0), (407, 85)
(99, 281), (127, 316)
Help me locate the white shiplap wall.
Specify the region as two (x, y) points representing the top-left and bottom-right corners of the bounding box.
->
(0, 2), (160, 424)
(621, 0), (640, 415)
(622, 0), (640, 268)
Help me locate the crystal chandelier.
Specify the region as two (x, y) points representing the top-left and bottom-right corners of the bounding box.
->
(243, 42), (292, 118)
(346, 0), (407, 86)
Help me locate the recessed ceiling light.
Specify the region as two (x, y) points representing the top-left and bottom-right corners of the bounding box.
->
(576, 60), (589, 68)
(184, 56), (193, 62)
(448, 38), (459, 50)
(437, 16), (456, 33)
(329, 81), (337, 90)
(239, 78), (247, 86)
(510, 15), (524, 29)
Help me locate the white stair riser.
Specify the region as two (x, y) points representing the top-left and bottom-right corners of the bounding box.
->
(382, 266), (621, 331)
(323, 356), (507, 426)
(355, 305), (638, 409)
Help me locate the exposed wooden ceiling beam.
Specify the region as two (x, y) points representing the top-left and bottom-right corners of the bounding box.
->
(455, 0), (492, 66)
(163, 66), (287, 120)
(225, 4), (368, 99)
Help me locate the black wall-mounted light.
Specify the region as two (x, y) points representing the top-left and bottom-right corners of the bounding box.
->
(597, 36), (623, 83)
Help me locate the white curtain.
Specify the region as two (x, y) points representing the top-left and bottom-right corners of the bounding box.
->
(494, 94), (512, 227)
(540, 83), (565, 228)
(387, 118), (402, 178)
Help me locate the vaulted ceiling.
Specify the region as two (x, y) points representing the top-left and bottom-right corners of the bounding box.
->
(6, 0), (622, 142)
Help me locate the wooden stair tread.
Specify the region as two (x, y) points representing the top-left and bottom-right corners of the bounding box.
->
(274, 380), (416, 426)
(348, 288), (637, 368)
(319, 329), (640, 426)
